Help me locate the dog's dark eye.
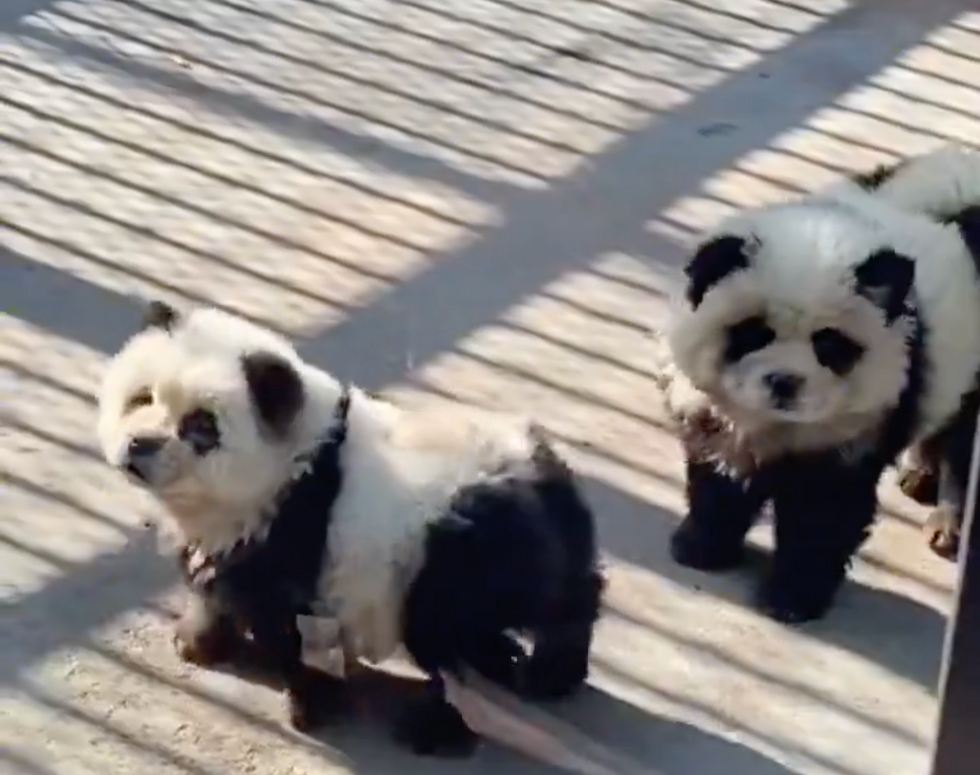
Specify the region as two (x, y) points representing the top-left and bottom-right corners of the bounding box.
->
(724, 316), (776, 362)
(179, 408), (221, 454)
(812, 328), (865, 375)
(126, 389), (153, 411)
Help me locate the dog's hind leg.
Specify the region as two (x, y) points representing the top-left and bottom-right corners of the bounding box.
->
(523, 571), (603, 701)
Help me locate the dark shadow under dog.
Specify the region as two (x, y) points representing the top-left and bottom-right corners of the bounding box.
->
(181, 644), (805, 775)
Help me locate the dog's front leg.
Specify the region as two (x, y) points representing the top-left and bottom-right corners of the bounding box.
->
(174, 587), (243, 666)
(250, 613), (347, 731)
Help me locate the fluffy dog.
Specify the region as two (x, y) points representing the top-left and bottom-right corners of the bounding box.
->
(658, 171), (980, 622)
(851, 146), (980, 559)
(97, 301), (604, 755)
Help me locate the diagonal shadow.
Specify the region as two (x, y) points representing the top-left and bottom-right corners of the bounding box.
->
(95, 0), (595, 158)
(210, 0), (653, 122)
(295, 0), (696, 100)
(298, 0), (960, 386)
(11, 25), (514, 203)
(0, 242), (147, 355)
(0, 526), (174, 686)
(0, 55), (483, 229)
(0, 223), (291, 335)
(300, 668), (811, 775)
(0, 0), (61, 25)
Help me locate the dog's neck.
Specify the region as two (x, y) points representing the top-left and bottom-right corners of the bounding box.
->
(183, 387), (352, 613)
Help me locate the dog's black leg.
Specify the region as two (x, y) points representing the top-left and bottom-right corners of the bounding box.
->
(174, 588), (241, 667)
(397, 632), (480, 756)
(250, 613), (346, 731)
(926, 393), (979, 559)
(524, 570), (603, 701)
(671, 458), (766, 571)
(926, 446), (970, 561)
(524, 621), (593, 701)
(763, 457), (880, 623)
(394, 673), (479, 758)
(396, 561), (484, 757)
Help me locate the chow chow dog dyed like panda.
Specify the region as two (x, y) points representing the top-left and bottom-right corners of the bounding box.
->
(659, 172), (980, 623)
(97, 302), (604, 756)
(851, 146), (980, 559)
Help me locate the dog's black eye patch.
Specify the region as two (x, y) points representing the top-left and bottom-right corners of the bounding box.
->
(179, 408), (221, 455)
(811, 328), (865, 375)
(723, 316), (775, 362)
(125, 389), (153, 412)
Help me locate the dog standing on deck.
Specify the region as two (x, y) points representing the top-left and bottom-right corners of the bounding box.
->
(656, 165), (980, 623)
(97, 301), (604, 756)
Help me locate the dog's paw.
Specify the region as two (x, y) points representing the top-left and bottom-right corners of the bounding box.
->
(287, 691), (317, 732)
(758, 598), (823, 625)
(394, 698), (479, 758)
(285, 673), (350, 732)
(173, 621), (237, 667)
(173, 592), (243, 667)
(522, 657), (587, 702)
(896, 463), (939, 505)
(670, 523), (745, 572)
(925, 505), (961, 560)
(756, 581), (832, 625)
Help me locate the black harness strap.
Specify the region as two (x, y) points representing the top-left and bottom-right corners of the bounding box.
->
(185, 386), (352, 618)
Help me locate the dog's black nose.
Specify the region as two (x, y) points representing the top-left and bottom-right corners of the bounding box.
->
(765, 372), (804, 405)
(128, 436), (166, 459)
(126, 436), (166, 481)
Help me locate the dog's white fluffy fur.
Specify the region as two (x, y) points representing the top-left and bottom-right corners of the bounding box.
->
(98, 307), (542, 663)
(664, 164), (980, 456)
(866, 145), (980, 220)
(856, 145), (980, 515)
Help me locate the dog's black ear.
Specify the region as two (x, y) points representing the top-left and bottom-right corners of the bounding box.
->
(241, 351), (306, 438)
(854, 248), (915, 322)
(851, 161), (903, 192)
(141, 300), (181, 333)
(685, 236), (751, 309)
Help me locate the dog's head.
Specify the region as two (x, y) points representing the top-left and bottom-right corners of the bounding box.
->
(98, 302), (308, 536)
(668, 201), (915, 433)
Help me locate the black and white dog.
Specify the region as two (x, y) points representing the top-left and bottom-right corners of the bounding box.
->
(655, 151), (980, 622)
(97, 302), (604, 756)
(851, 146), (980, 559)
